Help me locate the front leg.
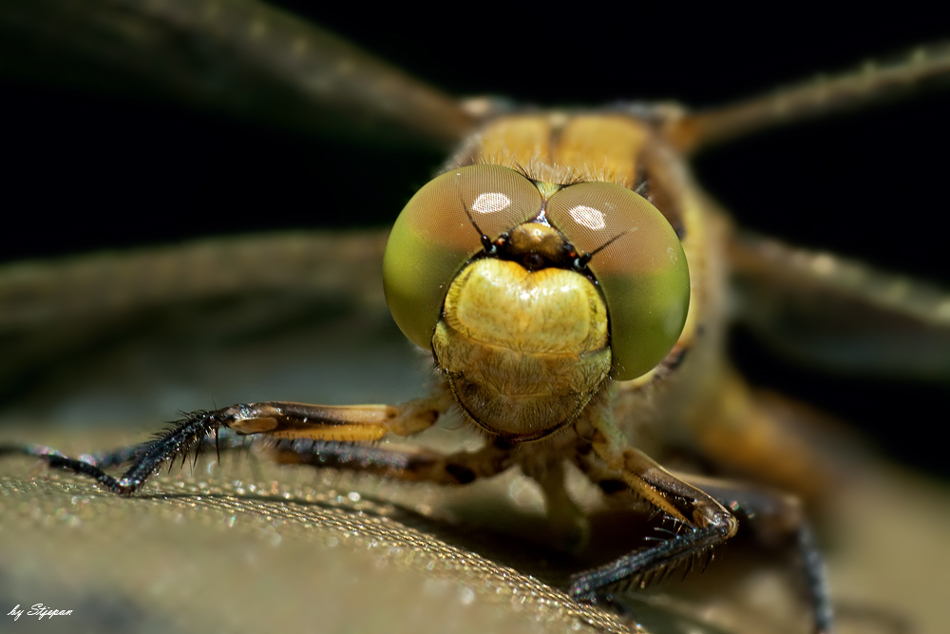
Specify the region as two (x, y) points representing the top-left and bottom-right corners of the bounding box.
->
(571, 423), (738, 599)
(588, 417), (738, 539)
(573, 414), (832, 634)
(0, 396), (447, 496)
(569, 411), (738, 599)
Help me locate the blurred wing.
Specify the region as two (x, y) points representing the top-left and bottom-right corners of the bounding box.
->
(0, 231), (437, 424)
(0, 0), (474, 150)
(729, 231), (950, 380)
(669, 42), (950, 153)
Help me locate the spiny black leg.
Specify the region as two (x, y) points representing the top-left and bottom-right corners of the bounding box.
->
(570, 519), (832, 634)
(0, 443), (66, 461)
(571, 446), (834, 634)
(0, 427), (249, 471)
(85, 427), (249, 469)
(572, 442), (739, 605)
(797, 523), (833, 634)
(1, 398), (455, 496)
(568, 521), (734, 600)
(0, 410), (226, 495)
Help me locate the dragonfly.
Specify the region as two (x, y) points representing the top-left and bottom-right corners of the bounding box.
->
(1, 3), (950, 632)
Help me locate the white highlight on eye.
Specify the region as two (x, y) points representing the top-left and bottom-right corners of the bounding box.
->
(472, 192), (511, 214)
(568, 205), (606, 230)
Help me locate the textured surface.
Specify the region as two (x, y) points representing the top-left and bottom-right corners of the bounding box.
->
(2, 424), (949, 634)
(0, 432), (623, 634)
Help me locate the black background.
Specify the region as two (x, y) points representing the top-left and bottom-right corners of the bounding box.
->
(2, 3), (949, 475)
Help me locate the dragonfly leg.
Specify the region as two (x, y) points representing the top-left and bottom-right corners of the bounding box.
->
(569, 412), (739, 594)
(0, 425), (261, 470)
(266, 435), (514, 486)
(571, 438), (738, 600)
(575, 433), (834, 634)
(674, 474), (834, 634)
(588, 414), (739, 537)
(0, 397), (448, 496)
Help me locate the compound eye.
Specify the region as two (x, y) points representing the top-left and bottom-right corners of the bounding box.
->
(547, 181), (689, 380)
(383, 164), (542, 348)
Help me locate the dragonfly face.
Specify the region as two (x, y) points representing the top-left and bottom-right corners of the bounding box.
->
(383, 158), (690, 438)
(2, 6), (950, 634)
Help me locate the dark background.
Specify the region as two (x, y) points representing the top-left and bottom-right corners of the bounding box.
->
(1, 3), (948, 476)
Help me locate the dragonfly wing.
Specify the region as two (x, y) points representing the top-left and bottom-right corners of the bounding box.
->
(0, 231), (428, 424)
(0, 0), (474, 150)
(670, 42), (950, 153)
(729, 230), (950, 380)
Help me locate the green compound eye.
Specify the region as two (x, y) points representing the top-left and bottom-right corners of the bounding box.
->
(383, 165), (542, 348)
(546, 182), (690, 380)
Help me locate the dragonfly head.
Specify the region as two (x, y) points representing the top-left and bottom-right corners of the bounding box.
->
(382, 165), (689, 439)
